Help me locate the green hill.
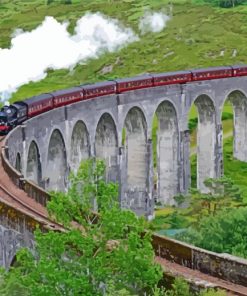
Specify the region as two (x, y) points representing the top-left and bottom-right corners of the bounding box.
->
(1, 0), (247, 101)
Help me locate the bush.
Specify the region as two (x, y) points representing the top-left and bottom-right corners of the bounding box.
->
(221, 112), (233, 120)
(196, 0), (246, 7)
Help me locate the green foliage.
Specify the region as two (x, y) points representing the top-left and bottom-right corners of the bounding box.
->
(150, 278), (191, 296)
(194, 0), (246, 7)
(150, 210), (188, 232)
(174, 194), (186, 206)
(223, 137), (247, 203)
(48, 158), (119, 226)
(179, 176), (244, 224)
(200, 288), (226, 296)
(177, 207), (247, 258)
(189, 176), (243, 216)
(221, 112), (233, 121)
(167, 277), (191, 296)
(0, 159), (162, 295)
(188, 118), (198, 134)
(165, 211), (187, 229)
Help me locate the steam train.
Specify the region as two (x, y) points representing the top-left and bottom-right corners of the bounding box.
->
(1, 65), (247, 134)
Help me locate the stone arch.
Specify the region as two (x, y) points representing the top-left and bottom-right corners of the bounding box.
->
(71, 121), (90, 172)
(224, 90), (247, 161)
(155, 100), (179, 205)
(15, 153), (22, 173)
(95, 113), (118, 182)
(46, 129), (67, 191)
(26, 141), (42, 186)
(124, 107), (148, 191)
(193, 94), (216, 192)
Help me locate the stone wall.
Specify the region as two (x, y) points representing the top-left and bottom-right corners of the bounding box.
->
(152, 234), (247, 286)
(0, 202), (35, 269)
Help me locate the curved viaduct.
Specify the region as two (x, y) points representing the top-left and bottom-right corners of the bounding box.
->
(0, 75), (247, 292)
(5, 76), (247, 217)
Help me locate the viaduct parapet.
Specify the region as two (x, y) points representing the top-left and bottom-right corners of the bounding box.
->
(5, 76), (247, 217)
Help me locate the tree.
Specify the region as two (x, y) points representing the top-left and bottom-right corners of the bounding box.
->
(177, 207), (247, 258)
(202, 0), (244, 8)
(190, 176), (242, 216)
(0, 159), (162, 295)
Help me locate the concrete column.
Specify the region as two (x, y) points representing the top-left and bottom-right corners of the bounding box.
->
(195, 96), (217, 193)
(70, 121), (90, 173)
(197, 118), (217, 192)
(146, 138), (154, 219)
(21, 125), (27, 176)
(95, 114), (118, 183)
(215, 123), (223, 177)
(119, 145), (127, 209)
(179, 130), (191, 194)
(64, 107), (70, 190)
(46, 130), (67, 192)
(156, 101), (179, 205)
(233, 103), (247, 161)
(123, 107), (149, 216)
(26, 141), (42, 186)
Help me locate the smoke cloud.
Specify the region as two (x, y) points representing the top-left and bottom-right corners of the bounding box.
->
(139, 12), (170, 34)
(0, 13), (138, 101)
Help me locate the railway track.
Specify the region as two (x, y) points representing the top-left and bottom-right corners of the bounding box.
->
(0, 135), (63, 231)
(156, 257), (247, 296)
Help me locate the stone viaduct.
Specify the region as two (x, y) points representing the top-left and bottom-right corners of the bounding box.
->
(5, 76), (247, 218)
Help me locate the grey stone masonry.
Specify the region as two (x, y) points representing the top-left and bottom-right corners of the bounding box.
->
(6, 76), (247, 216)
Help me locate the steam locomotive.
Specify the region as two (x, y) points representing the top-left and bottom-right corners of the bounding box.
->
(1, 65), (247, 134)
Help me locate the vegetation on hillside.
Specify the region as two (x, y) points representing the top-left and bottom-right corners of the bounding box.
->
(151, 172), (246, 229)
(177, 206), (247, 258)
(196, 0), (247, 8)
(1, 0), (247, 101)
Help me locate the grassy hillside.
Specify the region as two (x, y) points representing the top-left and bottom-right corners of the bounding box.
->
(1, 0), (247, 101)
(1, 0), (246, 189)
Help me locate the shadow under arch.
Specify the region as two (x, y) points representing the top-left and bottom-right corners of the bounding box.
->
(9, 254), (18, 268)
(191, 94), (217, 192)
(223, 90), (247, 161)
(46, 129), (67, 191)
(26, 140), (42, 186)
(71, 120), (90, 172)
(15, 153), (22, 173)
(154, 100), (179, 205)
(95, 113), (118, 182)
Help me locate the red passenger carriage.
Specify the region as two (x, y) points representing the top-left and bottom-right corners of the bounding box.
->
(52, 87), (83, 108)
(192, 66), (232, 81)
(2, 64), (247, 133)
(115, 75), (153, 93)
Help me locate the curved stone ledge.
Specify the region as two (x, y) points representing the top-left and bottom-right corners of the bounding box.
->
(152, 234), (247, 287)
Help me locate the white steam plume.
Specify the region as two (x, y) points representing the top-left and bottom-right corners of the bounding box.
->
(0, 13), (138, 101)
(139, 12), (170, 34)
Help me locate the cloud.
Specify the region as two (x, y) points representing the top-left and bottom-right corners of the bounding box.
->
(0, 13), (138, 101)
(139, 11), (170, 34)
